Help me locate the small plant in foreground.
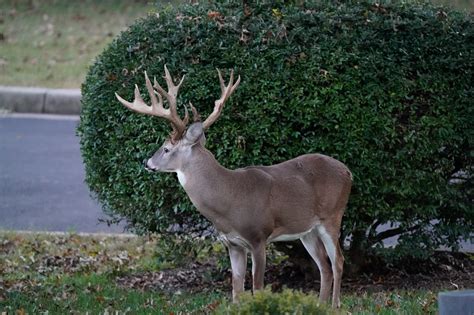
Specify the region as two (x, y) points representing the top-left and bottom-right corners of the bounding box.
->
(216, 288), (334, 315)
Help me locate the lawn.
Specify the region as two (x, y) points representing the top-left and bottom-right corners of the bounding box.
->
(0, 231), (223, 314)
(0, 0), (180, 88)
(0, 0), (472, 89)
(0, 231), (444, 314)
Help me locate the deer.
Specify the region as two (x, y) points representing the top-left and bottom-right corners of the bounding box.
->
(115, 66), (352, 308)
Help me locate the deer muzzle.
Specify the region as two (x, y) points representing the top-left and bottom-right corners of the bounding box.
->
(144, 158), (157, 172)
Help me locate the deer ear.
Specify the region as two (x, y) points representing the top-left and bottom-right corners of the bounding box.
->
(184, 122), (204, 145)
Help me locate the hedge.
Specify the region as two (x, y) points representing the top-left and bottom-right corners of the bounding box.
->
(78, 0), (473, 262)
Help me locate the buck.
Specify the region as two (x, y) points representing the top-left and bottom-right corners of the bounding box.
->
(115, 66), (352, 308)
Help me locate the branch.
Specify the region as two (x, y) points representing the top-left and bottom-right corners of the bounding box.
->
(368, 219), (382, 239)
(369, 224), (421, 246)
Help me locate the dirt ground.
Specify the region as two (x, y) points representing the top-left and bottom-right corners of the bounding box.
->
(117, 251), (473, 296)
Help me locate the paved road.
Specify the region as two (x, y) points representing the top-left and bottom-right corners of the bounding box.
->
(0, 114), (125, 233)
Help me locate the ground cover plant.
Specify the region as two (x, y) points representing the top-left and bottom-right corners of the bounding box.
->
(78, 0), (473, 271)
(2, 231), (465, 314)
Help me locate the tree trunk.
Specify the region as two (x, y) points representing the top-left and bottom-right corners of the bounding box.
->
(346, 229), (369, 275)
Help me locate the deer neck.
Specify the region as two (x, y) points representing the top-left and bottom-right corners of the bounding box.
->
(176, 145), (234, 231)
(177, 145), (228, 190)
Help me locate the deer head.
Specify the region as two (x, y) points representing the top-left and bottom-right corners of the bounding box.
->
(115, 65), (240, 173)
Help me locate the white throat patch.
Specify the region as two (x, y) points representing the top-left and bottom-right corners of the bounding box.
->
(176, 170), (187, 187)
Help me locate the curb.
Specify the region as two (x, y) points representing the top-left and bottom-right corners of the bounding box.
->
(0, 230), (134, 238)
(0, 86), (81, 115)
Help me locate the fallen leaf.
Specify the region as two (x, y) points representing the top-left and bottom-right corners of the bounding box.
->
(207, 11), (223, 20)
(207, 300), (220, 311)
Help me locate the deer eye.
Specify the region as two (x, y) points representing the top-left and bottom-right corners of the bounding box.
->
(163, 148), (170, 153)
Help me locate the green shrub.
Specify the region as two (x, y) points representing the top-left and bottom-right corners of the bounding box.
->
(216, 288), (333, 315)
(78, 1), (473, 263)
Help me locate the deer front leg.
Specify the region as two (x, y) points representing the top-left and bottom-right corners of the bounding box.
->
(250, 244), (266, 292)
(228, 244), (247, 302)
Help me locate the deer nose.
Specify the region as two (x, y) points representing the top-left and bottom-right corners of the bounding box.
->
(143, 159), (154, 172)
(144, 158), (158, 172)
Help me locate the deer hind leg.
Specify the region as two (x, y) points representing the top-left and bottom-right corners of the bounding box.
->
(250, 243), (266, 293)
(317, 224), (344, 308)
(300, 229), (333, 303)
(227, 244), (247, 302)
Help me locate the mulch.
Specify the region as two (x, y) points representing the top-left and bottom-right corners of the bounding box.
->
(116, 251), (473, 296)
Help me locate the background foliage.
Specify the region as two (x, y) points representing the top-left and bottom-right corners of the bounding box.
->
(78, 0), (473, 264)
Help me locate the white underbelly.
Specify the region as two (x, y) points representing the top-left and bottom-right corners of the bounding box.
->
(269, 228), (313, 242)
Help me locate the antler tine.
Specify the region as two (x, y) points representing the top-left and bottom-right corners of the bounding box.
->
(217, 69), (226, 94)
(153, 65), (188, 142)
(189, 102), (201, 122)
(182, 104), (189, 126)
(115, 86), (142, 112)
(115, 83), (151, 115)
(115, 72), (170, 117)
(155, 66), (186, 113)
(217, 69), (241, 98)
(154, 65), (185, 102)
(144, 71), (170, 117)
(202, 69), (241, 130)
(164, 64), (185, 90)
(116, 67), (189, 142)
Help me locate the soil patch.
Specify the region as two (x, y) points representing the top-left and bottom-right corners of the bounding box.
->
(116, 251), (473, 296)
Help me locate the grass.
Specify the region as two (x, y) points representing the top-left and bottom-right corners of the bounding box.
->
(5, 273), (222, 314)
(0, 0), (472, 89)
(433, 0), (474, 10)
(0, 0), (155, 88)
(0, 231), (440, 314)
(343, 291), (437, 315)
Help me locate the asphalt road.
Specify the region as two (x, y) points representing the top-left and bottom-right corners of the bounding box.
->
(0, 114), (125, 233)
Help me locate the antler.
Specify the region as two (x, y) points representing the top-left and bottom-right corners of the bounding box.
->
(202, 69), (241, 130)
(116, 67), (240, 138)
(115, 65), (187, 142)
